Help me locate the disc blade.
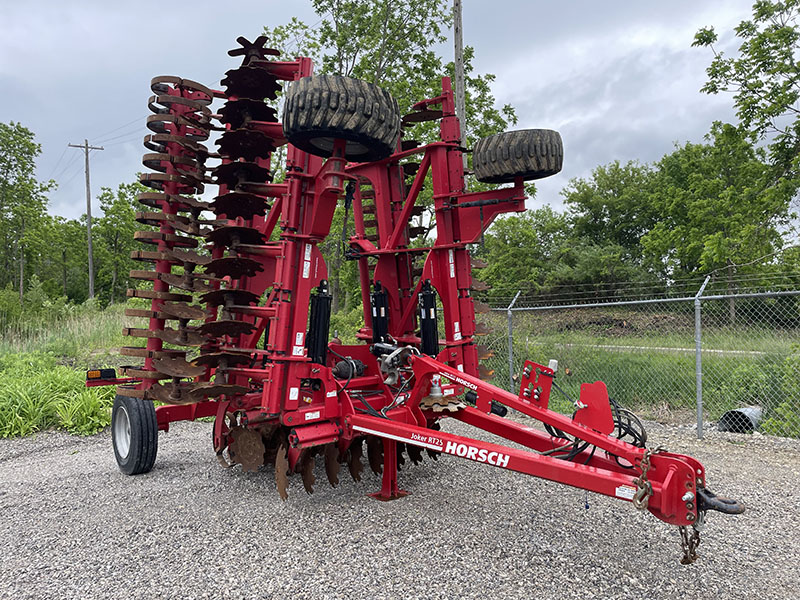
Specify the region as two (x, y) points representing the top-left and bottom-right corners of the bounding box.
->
(366, 436), (383, 475)
(407, 444), (423, 465)
(275, 441), (290, 501)
(347, 439), (364, 482)
(299, 450), (316, 495)
(324, 443), (340, 487)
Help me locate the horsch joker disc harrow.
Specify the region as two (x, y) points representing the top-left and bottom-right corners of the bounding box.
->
(87, 35), (744, 564)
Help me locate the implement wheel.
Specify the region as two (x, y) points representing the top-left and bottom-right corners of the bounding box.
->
(282, 75), (401, 162)
(112, 395), (158, 475)
(473, 129), (563, 183)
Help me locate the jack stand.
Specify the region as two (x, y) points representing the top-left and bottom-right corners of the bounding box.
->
(369, 438), (410, 501)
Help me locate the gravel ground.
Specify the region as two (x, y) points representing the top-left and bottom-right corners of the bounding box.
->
(0, 417), (798, 600)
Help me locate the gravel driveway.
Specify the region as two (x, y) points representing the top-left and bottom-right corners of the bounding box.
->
(0, 417), (797, 600)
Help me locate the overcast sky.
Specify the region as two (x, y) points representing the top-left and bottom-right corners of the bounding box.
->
(1, 0), (754, 220)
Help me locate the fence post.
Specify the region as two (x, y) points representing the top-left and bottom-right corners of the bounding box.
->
(507, 290), (522, 391)
(694, 276), (711, 440)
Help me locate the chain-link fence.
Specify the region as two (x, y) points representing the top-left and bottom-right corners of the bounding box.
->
(479, 284), (800, 439)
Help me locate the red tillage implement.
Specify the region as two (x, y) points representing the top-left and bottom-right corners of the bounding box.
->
(90, 35), (743, 563)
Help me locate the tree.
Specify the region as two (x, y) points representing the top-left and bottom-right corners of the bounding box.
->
(641, 122), (795, 319)
(472, 207), (570, 300)
(694, 0), (800, 178)
(0, 122), (54, 302)
(265, 1), (519, 311)
(562, 160), (659, 262)
(95, 181), (144, 304)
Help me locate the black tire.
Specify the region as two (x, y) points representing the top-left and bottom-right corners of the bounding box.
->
(282, 75), (401, 162)
(473, 129), (563, 183)
(111, 395), (158, 475)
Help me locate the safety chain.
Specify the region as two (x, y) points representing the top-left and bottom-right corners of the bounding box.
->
(631, 446), (666, 510)
(679, 511), (704, 564)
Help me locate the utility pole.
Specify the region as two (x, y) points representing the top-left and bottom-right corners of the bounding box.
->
(68, 139), (104, 299)
(453, 0), (467, 170)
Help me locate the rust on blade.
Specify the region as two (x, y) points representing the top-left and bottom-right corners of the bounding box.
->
(156, 327), (205, 347)
(299, 450), (316, 495)
(159, 301), (206, 321)
(275, 440), (290, 501)
(401, 109), (443, 125)
(476, 344), (495, 360)
(212, 160), (272, 187)
(192, 352), (251, 369)
(218, 99), (279, 129)
(201, 288), (260, 308)
(215, 129), (278, 162)
(473, 300), (491, 314)
(197, 319), (256, 338)
(474, 322), (491, 336)
(324, 443), (340, 487)
(470, 279), (491, 292)
(204, 256), (263, 278)
(366, 436), (383, 475)
(228, 427), (265, 472)
(206, 225), (267, 248)
(347, 439), (364, 482)
(152, 356), (206, 378)
(210, 192), (270, 220)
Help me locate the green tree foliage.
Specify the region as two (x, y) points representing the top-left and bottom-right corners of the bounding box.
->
(472, 207), (570, 300)
(0, 122), (54, 301)
(641, 122), (795, 279)
(694, 0), (800, 178)
(563, 160), (659, 261)
(94, 181), (146, 305)
(265, 1), (518, 311)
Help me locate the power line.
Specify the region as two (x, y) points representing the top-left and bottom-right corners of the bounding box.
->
(89, 114), (148, 143)
(46, 145), (69, 181)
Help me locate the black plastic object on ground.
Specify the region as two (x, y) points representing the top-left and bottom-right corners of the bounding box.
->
(717, 406), (763, 433)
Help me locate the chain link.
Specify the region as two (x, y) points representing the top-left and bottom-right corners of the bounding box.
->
(632, 446), (665, 510)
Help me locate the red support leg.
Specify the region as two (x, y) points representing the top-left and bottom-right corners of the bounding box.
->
(369, 438), (409, 501)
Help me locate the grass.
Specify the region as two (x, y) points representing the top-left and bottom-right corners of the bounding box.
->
(0, 304), (132, 438)
(480, 307), (800, 435)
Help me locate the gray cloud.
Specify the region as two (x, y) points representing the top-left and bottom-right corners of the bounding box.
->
(0, 1), (756, 219)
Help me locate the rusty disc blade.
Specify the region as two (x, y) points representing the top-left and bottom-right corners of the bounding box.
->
(221, 66), (281, 99)
(192, 351), (251, 369)
(471, 257), (489, 269)
(188, 383), (250, 401)
(165, 248), (211, 266)
(156, 328), (205, 347)
(402, 162), (420, 176)
(228, 427), (265, 472)
(366, 436), (383, 475)
(476, 344), (495, 360)
(474, 322), (491, 336)
(479, 365), (495, 380)
(407, 444), (423, 465)
(218, 99), (278, 129)
(159, 302), (206, 321)
(227, 35), (280, 63)
(160, 273), (214, 293)
(152, 356), (206, 378)
(210, 192), (270, 220)
(204, 256), (263, 279)
(206, 225), (266, 248)
(401, 109), (443, 125)
(275, 440), (290, 501)
(197, 319), (255, 338)
(471, 279), (491, 292)
(298, 450), (316, 495)
(147, 381), (198, 405)
(216, 129), (277, 162)
(401, 139), (420, 151)
(324, 444), (340, 487)
(397, 442), (406, 470)
(473, 300), (491, 314)
(201, 288), (260, 307)
(212, 160), (272, 188)
(347, 439), (364, 482)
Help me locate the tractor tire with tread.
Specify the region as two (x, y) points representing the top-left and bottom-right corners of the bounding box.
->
(112, 394), (158, 475)
(283, 75), (401, 162)
(473, 129), (563, 183)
